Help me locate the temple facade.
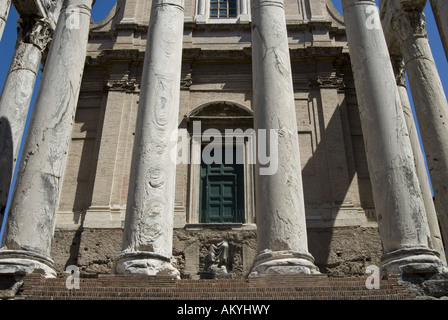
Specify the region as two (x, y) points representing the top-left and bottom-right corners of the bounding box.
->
(0, 0), (447, 284)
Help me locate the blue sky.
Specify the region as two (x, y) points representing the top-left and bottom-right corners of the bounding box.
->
(0, 1), (447, 238)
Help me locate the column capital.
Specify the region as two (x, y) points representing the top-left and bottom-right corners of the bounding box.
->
(392, 10), (427, 44)
(391, 56), (407, 88)
(21, 18), (54, 52)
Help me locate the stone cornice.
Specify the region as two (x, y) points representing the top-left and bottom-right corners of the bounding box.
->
(88, 18), (348, 44)
(87, 49), (144, 66)
(290, 46), (345, 59)
(182, 47), (252, 60)
(86, 45), (348, 68)
(14, 0), (62, 25)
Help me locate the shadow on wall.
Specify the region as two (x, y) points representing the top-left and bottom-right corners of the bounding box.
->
(301, 93), (381, 275)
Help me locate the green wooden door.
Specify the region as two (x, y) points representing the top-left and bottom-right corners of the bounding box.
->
(200, 146), (245, 223)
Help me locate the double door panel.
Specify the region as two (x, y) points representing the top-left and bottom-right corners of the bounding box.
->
(200, 147), (244, 223)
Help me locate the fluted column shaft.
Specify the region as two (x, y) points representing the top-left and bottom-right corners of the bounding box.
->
(114, 0), (184, 278)
(342, 0), (443, 274)
(392, 9), (448, 256)
(0, 0), (93, 277)
(249, 0), (319, 276)
(0, 18), (54, 228)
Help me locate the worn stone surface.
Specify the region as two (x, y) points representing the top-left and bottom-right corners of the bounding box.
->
(308, 227), (383, 277)
(50, 226), (383, 278)
(400, 268), (448, 299)
(392, 58), (446, 264)
(342, 0), (444, 274)
(0, 275), (24, 299)
(51, 228), (122, 275)
(250, 0), (318, 276)
(0, 0), (11, 42)
(0, 0), (94, 277)
(115, 0), (186, 277)
(0, 18), (54, 225)
(391, 8), (448, 256)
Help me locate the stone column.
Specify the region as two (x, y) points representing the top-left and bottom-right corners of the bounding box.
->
(342, 0), (443, 274)
(249, 0), (319, 276)
(0, 0), (11, 42)
(392, 10), (448, 256)
(0, 18), (54, 228)
(429, 0), (448, 60)
(114, 0), (184, 278)
(392, 57), (446, 264)
(0, 0), (93, 277)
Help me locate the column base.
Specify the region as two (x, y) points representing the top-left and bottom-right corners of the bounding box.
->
(114, 251), (180, 279)
(248, 250), (320, 277)
(381, 247), (445, 276)
(0, 249), (57, 278)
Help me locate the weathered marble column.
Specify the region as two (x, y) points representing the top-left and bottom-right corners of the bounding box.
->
(0, 0), (11, 42)
(249, 0), (319, 276)
(429, 0), (448, 60)
(342, 0), (444, 274)
(392, 57), (446, 264)
(392, 10), (448, 257)
(114, 0), (184, 278)
(0, 18), (54, 227)
(0, 0), (93, 277)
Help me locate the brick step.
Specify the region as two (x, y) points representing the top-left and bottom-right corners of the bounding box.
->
(19, 286), (404, 294)
(15, 273), (415, 300)
(18, 295), (413, 301)
(18, 284), (405, 292)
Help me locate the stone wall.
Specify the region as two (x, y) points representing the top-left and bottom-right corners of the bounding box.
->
(51, 226), (382, 278)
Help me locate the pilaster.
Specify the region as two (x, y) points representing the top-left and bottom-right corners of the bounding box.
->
(84, 74), (139, 228)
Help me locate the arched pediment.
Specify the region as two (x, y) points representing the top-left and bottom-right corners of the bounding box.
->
(186, 101), (253, 119)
